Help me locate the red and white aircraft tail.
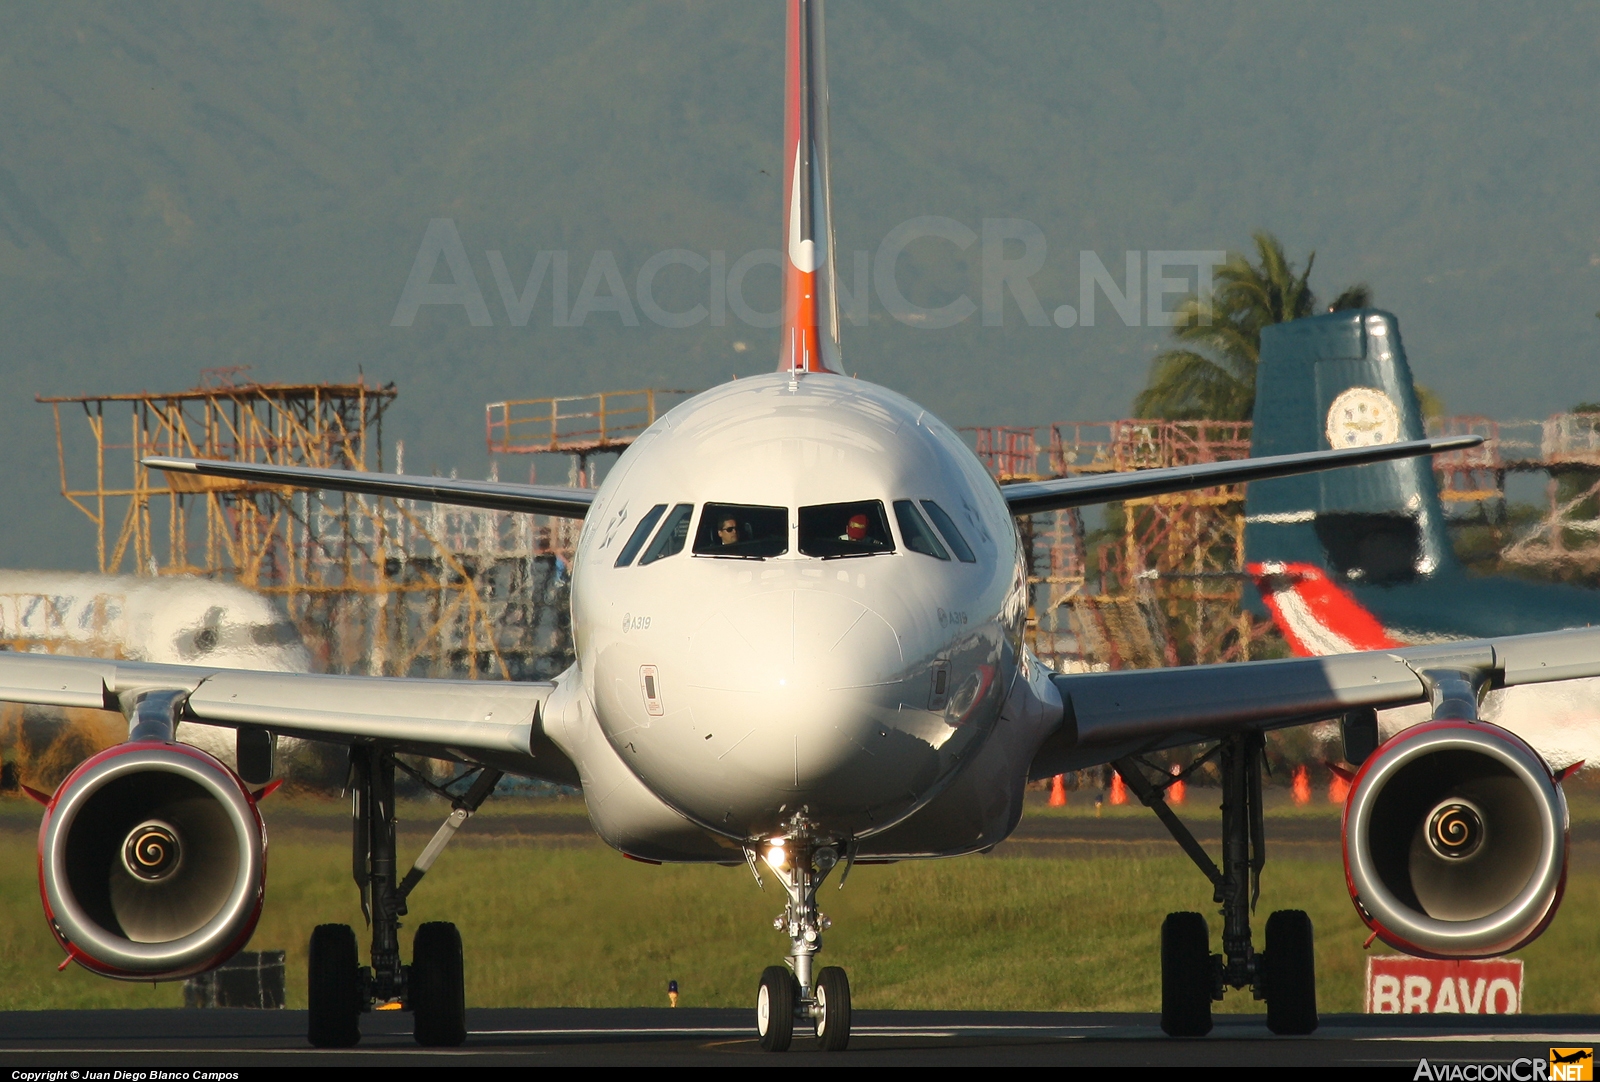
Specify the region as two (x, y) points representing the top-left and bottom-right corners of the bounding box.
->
(778, 0), (844, 376)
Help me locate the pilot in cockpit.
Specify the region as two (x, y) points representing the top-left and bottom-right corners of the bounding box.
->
(838, 514), (870, 544)
(717, 516), (741, 545)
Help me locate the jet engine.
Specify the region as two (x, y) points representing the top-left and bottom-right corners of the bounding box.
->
(38, 741), (267, 980)
(1343, 720), (1567, 958)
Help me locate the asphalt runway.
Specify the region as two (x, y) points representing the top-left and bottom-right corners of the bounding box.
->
(1, 1008), (1596, 1072)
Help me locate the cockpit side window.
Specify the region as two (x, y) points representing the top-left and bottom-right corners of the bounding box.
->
(638, 503), (695, 565)
(920, 500), (976, 563)
(693, 503), (789, 558)
(615, 504), (668, 567)
(893, 500), (950, 560)
(799, 500), (895, 559)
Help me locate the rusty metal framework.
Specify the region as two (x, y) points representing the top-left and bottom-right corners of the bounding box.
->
(42, 368), (1600, 686)
(486, 388), (694, 469)
(968, 420), (1281, 673)
(483, 387), (696, 559)
(40, 371), (568, 679)
(977, 409), (1600, 674)
(43, 370), (393, 581)
(1470, 412), (1600, 572)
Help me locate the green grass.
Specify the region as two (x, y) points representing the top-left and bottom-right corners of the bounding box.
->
(4, 825), (1599, 1015)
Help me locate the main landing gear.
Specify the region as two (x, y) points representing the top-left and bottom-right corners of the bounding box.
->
(1115, 733), (1318, 1037)
(750, 815), (852, 1052)
(307, 747), (501, 1048)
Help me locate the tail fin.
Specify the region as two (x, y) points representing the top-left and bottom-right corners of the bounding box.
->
(1244, 309), (1455, 585)
(778, 0), (844, 376)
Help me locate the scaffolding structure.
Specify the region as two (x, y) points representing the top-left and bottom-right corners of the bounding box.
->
(1438, 412), (1600, 572)
(968, 420), (1276, 673)
(41, 370), (568, 679)
(487, 388), (693, 480)
(975, 409), (1600, 674)
(39, 363), (1600, 683)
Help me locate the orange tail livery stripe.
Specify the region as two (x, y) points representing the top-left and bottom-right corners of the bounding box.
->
(779, 0), (844, 376)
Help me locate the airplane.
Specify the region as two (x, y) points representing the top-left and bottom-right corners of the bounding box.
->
(0, 569), (311, 769)
(1244, 309), (1600, 771)
(0, 0), (1592, 1054)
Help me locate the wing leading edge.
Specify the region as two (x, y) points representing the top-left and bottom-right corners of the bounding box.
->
(1000, 435), (1480, 516)
(0, 652), (575, 783)
(143, 456), (595, 519)
(1031, 626), (1600, 777)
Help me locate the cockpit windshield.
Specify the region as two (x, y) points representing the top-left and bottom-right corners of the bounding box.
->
(693, 503), (789, 558)
(893, 499), (950, 560)
(798, 500), (895, 558)
(638, 503), (694, 565)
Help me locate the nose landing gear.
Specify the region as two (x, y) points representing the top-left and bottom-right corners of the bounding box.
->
(750, 823), (853, 1052)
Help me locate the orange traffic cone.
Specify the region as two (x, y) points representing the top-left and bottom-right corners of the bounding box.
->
(1110, 770), (1127, 805)
(1169, 763), (1186, 805)
(1329, 772), (1350, 803)
(1048, 774), (1067, 806)
(1291, 764), (1311, 805)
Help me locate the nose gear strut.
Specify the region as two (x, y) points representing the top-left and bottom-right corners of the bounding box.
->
(751, 812), (853, 1052)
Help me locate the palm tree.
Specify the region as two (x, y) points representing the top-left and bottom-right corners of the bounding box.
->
(1133, 232), (1370, 420)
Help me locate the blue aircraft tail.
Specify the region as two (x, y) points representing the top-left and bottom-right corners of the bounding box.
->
(1244, 309), (1455, 586)
(1244, 309), (1599, 653)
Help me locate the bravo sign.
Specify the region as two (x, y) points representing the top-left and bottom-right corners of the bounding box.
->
(1367, 957), (1523, 1014)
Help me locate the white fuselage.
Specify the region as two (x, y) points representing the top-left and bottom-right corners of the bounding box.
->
(553, 373), (1038, 852)
(0, 570), (312, 766)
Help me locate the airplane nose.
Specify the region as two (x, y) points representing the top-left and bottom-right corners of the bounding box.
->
(683, 589), (918, 813)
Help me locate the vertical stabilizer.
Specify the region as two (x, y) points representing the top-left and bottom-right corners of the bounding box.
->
(1245, 310), (1454, 584)
(778, 0), (844, 376)
(1245, 310), (1463, 653)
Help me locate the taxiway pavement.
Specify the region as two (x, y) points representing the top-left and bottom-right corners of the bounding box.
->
(1, 1007), (1595, 1071)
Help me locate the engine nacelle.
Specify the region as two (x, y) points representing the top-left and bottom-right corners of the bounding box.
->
(38, 741), (267, 980)
(1343, 720), (1567, 958)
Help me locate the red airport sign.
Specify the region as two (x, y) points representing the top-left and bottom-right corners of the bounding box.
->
(1365, 957), (1523, 1014)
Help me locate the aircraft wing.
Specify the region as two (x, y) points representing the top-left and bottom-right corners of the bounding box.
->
(143, 456), (595, 519)
(0, 652), (572, 779)
(1000, 436), (1479, 515)
(1031, 626), (1600, 776)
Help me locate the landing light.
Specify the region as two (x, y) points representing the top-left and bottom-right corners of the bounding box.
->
(764, 843), (788, 871)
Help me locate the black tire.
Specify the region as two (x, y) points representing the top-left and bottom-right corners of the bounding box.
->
(412, 921), (468, 1047)
(815, 966), (851, 1051)
(1160, 911), (1214, 1037)
(1263, 909), (1318, 1035)
(308, 923), (362, 1048)
(756, 965), (796, 1052)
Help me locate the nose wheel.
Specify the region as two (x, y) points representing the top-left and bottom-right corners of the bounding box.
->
(756, 966), (798, 1051)
(750, 822), (853, 1052)
(814, 966), (852, 1051)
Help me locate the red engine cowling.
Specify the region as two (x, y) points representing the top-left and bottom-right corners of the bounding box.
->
(38, 741), (267, 980)
(1342, 720), (1567, 958)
